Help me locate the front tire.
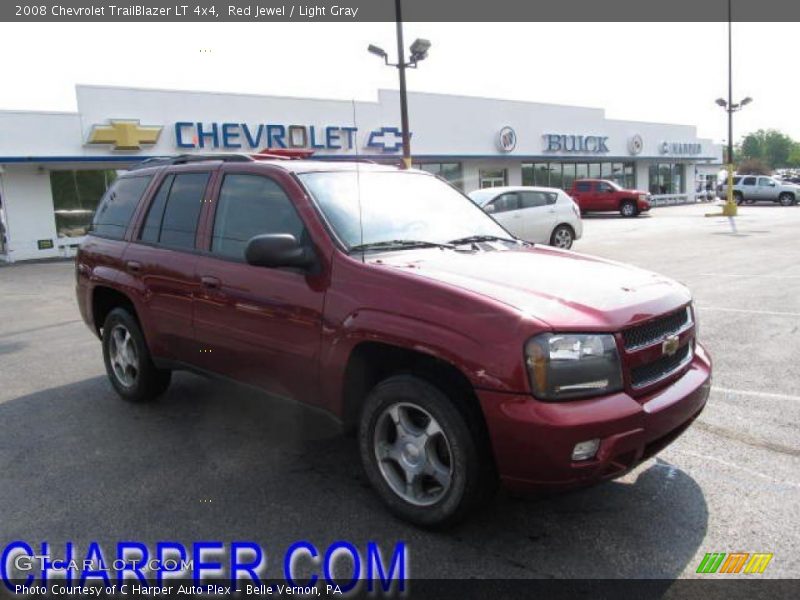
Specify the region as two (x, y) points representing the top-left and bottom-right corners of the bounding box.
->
(102, 307), (171, 402)
(358, 375), (495, 528)
(620, 200), (637, 217)
(550, 224), (575, 249)
(779, 192), (795, 206)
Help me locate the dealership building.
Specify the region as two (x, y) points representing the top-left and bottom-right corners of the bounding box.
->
(0, 85), (722, 262)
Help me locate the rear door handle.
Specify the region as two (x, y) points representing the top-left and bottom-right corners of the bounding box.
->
(126, 261), (142, 274)
(200, 276), (221, 290)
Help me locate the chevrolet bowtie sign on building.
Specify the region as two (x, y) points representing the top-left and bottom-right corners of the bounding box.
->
(86, 120), (163, 150)
(86, 119), (408, 153)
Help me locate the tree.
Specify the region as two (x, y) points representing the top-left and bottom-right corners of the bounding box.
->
(737, 129), (795, 168)
(737, 158), (772, 175)
(787, 144), (800, 168)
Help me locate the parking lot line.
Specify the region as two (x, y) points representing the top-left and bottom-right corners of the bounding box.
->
(696, 306), (800, 318)
(711, 386), (800, 402)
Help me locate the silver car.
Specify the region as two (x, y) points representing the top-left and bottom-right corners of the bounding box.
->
(469, 186), (583, 249)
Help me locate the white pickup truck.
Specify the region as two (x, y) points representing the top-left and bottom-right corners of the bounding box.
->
(718, 175), (800, 206)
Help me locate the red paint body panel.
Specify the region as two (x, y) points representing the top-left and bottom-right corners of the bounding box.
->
(76, 159), (711, 494)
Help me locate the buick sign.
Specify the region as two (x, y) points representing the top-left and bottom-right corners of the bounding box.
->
(497, 126), (517, 152)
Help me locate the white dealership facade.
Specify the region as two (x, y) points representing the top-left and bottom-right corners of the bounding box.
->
(0, 85), (722, 262)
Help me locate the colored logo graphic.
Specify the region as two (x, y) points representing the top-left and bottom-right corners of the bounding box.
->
(87, 119), (163, 150)
(497, 126), (517, 152)
(628, 133), (644, 155)
(696, 552), (773, 574)
(367, 127), (407, 152)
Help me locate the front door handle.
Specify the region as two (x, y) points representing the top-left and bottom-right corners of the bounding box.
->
(200, 276), (221, 290)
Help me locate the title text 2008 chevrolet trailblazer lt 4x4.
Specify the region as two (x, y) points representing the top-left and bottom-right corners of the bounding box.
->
(77, 154), (711, 527)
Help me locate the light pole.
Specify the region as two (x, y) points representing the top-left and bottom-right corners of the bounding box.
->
(715, 0), (752, 217)
(368, 0), (430, 169)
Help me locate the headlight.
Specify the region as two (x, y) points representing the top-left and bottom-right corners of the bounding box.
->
(638, 193), (648, 202)
(525, 333), (623, 401)
(691, 303), (699, 338)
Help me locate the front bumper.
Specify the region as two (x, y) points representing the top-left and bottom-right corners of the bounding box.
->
(477, 343), (711, 492)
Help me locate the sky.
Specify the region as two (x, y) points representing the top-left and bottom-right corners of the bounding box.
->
(0, 22), (795, 144)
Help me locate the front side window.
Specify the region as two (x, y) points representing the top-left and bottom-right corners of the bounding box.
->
(300, 170), (510, 249)
(742, 177), (756, 186)
(575, 182), (591, 192)
(758, 177), (774, 187)
(211, 174), (305, 260)
(91, 175), (152, 240)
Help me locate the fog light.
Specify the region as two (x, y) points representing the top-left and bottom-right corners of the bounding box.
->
(572, 439), (600, 461)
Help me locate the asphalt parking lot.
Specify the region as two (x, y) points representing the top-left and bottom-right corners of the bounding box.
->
(0, 202), (798, 580)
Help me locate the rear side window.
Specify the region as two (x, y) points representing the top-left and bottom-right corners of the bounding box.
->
(575, 182), (591, 192)
(742, 177), (756, 186)
(211, 174), (305, 261)
(520, 191), (555, 208)
(138, 172), (210, 249)
(91, 176), (152, 239)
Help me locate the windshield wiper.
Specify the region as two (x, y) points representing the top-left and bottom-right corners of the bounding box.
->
(349, 239), (456, 253)
(447, 234), (519, 245)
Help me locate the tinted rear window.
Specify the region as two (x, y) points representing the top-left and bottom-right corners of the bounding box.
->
(575, 182), (591, 192)
(158, 173), (210, 249)
(90, 176), (152, 239)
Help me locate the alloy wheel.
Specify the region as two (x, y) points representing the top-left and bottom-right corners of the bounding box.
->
(108, 324), (139, 388)
(553, 227), (573, 248)
(373, 402), (453, 506)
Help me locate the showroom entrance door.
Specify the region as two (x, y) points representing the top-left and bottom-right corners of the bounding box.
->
(480, 169), (507, 188)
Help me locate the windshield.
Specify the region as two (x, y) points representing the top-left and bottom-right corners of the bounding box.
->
(467, 189), (497, 206)
(299, 170), (512, 250)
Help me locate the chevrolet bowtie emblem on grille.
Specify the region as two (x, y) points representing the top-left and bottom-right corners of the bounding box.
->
(662, 335), (680, 357)
(86, 119), (162, 150)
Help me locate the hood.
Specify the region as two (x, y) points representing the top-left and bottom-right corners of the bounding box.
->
(371, 246), (691, 330)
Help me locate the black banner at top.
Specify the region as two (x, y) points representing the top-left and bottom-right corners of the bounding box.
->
(2, 0), (799, 22)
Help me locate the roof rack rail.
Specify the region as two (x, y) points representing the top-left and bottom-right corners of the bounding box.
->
(129, 154), (254, 171)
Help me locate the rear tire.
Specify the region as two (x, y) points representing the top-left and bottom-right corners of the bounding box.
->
(779, 192), (795, 206)
(620, 200), (637, 217)
(102, 307), (171, 403)
(550, 224), (575, 249)
(358, 374), (496, 528)
(733, 192), (744, 205)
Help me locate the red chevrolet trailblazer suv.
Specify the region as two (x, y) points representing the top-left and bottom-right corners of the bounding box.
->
(77, 154), (710, 527)
(569, 178), (651, 217)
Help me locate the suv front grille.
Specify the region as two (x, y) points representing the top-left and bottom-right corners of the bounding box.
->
(630, 343), (693, 389)
(622, 307), (691, 351)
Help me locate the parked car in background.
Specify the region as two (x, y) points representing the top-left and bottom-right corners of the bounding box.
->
(718, 175), (799, 205)
(468, 186), (582, 249)
(568, 179), (651, 217)
(76, 154), (710, 527)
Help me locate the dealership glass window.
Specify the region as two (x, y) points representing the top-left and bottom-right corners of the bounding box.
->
(549, 164), (563, 189)
(414, 162), (464, 190)
(561, 164), (576, 190)
(51, 170), (118, 238)
(649, 163), (685, 194)
(522, 162), (636, 191)
(479, 169), (507, 188)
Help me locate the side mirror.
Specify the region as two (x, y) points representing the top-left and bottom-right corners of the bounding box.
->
(245, 234), (315, 269)
(484, 204), (496, 213)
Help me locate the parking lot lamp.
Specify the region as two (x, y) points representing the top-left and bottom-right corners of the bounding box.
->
(715, 0), (752, 217)
(368, 0), (430, 169)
